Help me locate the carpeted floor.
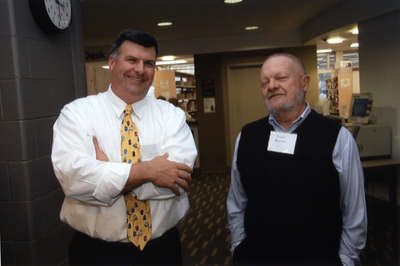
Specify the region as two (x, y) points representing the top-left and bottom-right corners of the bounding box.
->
(177, 172), (232, 266)
(178, 171), (397, 266)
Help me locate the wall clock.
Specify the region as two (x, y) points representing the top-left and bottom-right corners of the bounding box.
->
(29, 0), (72, 33)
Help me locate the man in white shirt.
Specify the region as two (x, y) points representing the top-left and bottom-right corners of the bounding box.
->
(52, 29), (197, 265)
(227, 53), (367, 265)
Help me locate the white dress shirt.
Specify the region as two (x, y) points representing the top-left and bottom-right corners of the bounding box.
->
(52, 87), (197, 241)
(227, 104), (367, 266)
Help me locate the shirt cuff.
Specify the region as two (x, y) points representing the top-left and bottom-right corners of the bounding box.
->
(93, 162), (131, 205)
(340, 253), (357, 266)
(231, 240), (242, 254)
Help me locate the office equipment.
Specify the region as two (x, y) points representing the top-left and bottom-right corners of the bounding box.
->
(343, 93), (392, 159)
(347, 92), (373, 124)
(345, 124), (392, 159)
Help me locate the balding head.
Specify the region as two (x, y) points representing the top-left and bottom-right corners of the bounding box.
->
(263, 53), (306, 75)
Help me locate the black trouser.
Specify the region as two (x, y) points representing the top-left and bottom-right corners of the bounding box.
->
(69, 227), (182, 265)
(232, 238), (342, 266)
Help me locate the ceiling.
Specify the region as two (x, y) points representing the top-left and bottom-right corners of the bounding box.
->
(80, 0), (358, 60)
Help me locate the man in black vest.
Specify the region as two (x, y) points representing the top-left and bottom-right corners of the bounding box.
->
(227, 53), (367, 265)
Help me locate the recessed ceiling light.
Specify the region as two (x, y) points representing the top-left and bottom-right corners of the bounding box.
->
(350, 43), (359, 48)
(326, 37), (344, 44)
(224, 0), (243, 4)
(161, 55), (176, 61)
(156, 59), (187, 65)
(245, 26), (259, 31)
(317, 49), (333, 54)
(157, 21), (173, 27)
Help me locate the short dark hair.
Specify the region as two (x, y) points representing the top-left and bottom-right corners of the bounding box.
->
(110, 29), (159, 58)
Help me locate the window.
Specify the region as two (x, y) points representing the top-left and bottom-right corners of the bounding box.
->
(318, 72), (332, 98)
(317, 52), (336, 98)
(317, 53), (336, 70)
(343, 52), (359, 68)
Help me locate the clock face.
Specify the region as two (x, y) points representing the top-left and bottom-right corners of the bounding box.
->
(44, 0), (71, 30)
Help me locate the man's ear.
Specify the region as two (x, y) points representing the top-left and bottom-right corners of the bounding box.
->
(108, 55), (115, 71)
(301, 74), (310, 93)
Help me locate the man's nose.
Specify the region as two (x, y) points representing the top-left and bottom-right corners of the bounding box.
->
(134, 61), (145, 73)
(267, 79), (277, 90)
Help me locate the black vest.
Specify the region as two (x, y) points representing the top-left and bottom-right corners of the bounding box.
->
(237, 110), (342, 262)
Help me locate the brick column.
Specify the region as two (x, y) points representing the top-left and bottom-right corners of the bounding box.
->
(0, 0), (86, 264)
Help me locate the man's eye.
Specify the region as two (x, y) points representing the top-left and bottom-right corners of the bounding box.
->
(145, 61), (155, 68)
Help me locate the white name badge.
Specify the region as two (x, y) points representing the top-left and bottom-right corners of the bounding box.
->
(267, 131), (297, 155)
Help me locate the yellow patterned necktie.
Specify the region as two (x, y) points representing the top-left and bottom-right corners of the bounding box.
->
(121, 105), (152, 251)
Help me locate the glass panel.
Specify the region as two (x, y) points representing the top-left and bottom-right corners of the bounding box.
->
(318, 72), (332, 98)
(329, 54), (336, 69)
(343, 52), (359, 68)
(317, 54), (328, 70)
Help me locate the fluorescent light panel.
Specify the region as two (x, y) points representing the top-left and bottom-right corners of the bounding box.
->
(156, 59), (187, 65)
(317, 49), (333, 54)
(161, 55), (176, 61)
(224, 0), (243, 3)
(157, 21), (173, 27)
(327, 37), (344, 44)
(245, 26), (259, 30)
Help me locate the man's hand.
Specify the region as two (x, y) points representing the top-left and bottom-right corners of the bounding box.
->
(93, 136), (109, 161)
(148, 153), (192, 195)
(126, 153), (193, 196)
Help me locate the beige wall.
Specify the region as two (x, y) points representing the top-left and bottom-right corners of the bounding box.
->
(153, 69), (176, 99)
(338, 67), (354, 118)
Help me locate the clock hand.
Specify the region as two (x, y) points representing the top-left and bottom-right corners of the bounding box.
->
(55, 0), (62, 25)
(55, 0), (65, 7)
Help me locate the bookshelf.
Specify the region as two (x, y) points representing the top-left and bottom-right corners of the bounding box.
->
(175, 72), (197, 122)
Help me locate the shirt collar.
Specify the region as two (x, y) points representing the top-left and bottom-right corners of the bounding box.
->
(106, 84), (147, 120)
(268, 103), (311, 133)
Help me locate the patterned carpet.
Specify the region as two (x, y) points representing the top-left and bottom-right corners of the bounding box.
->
(178, 171), (396, 266)
(177, 172), (232, 266)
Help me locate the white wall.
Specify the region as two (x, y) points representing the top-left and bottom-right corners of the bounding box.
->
(359, 10), (400, 160)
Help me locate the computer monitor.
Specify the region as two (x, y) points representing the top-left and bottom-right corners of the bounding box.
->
(347, 93), (373, 124)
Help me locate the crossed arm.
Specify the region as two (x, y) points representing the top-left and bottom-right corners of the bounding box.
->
(52, 102), (197, 206)
(92, 136), (192, 196)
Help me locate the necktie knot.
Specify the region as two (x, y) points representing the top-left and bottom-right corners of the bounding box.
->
(124, 105), (133, 116)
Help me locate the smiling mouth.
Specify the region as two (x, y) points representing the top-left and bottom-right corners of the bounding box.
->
(126, 75), (145, 82)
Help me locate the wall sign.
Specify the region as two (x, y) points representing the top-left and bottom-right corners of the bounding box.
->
(203, 97), (216, 113)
